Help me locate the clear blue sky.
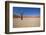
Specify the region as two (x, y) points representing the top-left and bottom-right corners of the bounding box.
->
(13, 7), (40, 16)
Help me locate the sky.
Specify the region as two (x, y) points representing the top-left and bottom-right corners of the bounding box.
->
(13, 7), (40, 16)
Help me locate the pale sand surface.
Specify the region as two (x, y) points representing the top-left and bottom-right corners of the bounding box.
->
(13, 18), (40, 28)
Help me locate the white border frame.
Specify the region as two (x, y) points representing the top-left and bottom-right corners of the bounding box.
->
(9, 3), (44, 32)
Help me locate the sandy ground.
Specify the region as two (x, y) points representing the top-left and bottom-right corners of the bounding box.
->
(13, 18), (40, 28)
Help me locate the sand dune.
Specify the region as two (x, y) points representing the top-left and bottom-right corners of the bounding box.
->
(13, 17), (40, 28)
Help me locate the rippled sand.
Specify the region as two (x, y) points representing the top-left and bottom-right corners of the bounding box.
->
(13, 18), (40, 28)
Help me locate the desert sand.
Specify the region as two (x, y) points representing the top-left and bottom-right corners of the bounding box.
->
(13, 17), (40, 28)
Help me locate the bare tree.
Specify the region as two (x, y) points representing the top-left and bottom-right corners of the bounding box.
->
(14, 10), (24, 20)
(21, 13), (23, 20)
(20, 11), (24, 20)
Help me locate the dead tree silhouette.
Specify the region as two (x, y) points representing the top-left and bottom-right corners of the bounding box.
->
(20, 11), (24, 20)
(14, 10), (24, 20)
(21, 13), (23, 20)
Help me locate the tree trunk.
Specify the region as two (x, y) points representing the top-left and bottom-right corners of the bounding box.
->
(21, 13), (23, 20)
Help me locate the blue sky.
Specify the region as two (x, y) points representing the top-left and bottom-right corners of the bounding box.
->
(13, 7), (40, 16)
